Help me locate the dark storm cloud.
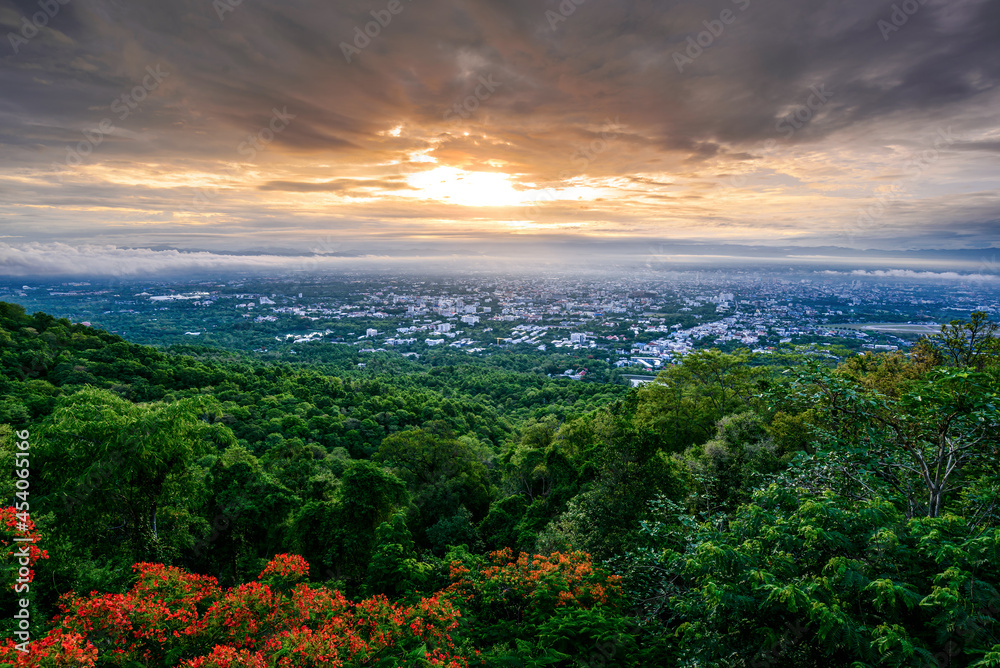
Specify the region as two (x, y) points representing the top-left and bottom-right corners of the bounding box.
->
(1, 0), (994, 159)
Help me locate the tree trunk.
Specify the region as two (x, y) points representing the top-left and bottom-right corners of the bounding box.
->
(928, 485), (942, 518)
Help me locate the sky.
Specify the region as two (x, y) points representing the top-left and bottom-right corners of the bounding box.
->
(1, 0), (999, 276)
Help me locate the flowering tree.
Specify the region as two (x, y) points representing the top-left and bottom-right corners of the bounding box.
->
(448, 548), (623, 624)
(2, 507), (49, 641)
(447, 548), (640, 666)
(0, 553), (471, 667)
(1, 507), (48, 595)
(0, 548), (633, 667)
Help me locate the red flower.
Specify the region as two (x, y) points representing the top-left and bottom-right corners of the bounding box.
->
(24, 554), (471, 667)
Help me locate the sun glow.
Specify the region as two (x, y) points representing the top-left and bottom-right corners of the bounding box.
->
(403, 167), (531, 207)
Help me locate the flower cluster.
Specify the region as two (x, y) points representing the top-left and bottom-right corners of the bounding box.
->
(448, 548), (623, 623)
(0, 629), (98, 667)
(185, 645), (266, 668)
(1, 554), (470, 667)
(258, 553), (309, 583)
(1, 507), (48, 592)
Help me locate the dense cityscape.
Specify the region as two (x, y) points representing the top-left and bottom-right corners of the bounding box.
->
(3, 270), (996, 379)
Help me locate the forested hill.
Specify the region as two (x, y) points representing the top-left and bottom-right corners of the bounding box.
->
(2, 301), (1000, 667)
(0, 302), (626, 449)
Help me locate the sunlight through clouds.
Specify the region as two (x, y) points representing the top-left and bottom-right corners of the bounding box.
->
(0, 0), (996, 255)
(402, 167), (531, 207)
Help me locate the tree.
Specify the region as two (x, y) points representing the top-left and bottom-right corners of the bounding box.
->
(37, 388), (237, 563)
(374, 427), (493, 548)
(366, 512), (430, 597)
(635, 349), (758, 451)
(447, 548), (630, 661)
(926, 311), (1000, 371)
(323, 460), (408, 584)
(837, 350), (931, 397)
(790, 364), (1000, 519)
(681, 411), (781, 515)
(537, 396), (689, 561)
(189, 446), (298, 585)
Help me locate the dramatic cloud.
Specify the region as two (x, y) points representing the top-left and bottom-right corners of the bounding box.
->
(3, 240), (997, 279)
(0, 242), (319, 277)
(820, 269), (999, 281)
(1, 0), (998, 271)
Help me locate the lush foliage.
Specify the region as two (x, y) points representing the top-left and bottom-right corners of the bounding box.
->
(628, 487), (1000, 666)
(2, 303), (999, 666)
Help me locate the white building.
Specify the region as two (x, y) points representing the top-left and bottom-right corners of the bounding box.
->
(570, 333), (587, 343)
(366, 328), (378, 337)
